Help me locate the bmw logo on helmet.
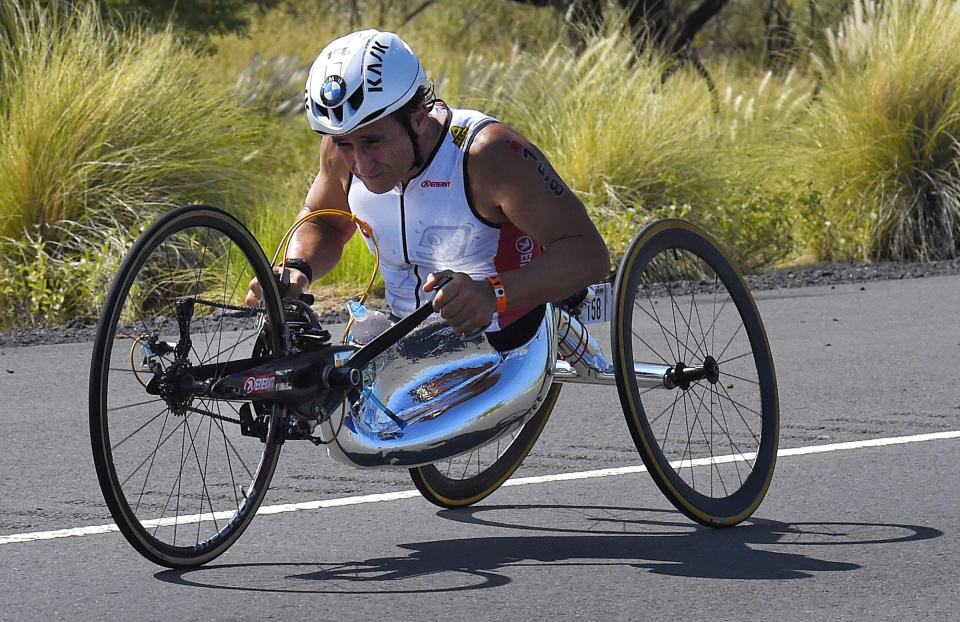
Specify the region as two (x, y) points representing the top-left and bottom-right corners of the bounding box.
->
(320, 75), (347, 106)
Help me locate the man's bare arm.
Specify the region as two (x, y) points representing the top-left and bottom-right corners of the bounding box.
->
(246, 137), (356, 305)
(427, 123), (609, 333)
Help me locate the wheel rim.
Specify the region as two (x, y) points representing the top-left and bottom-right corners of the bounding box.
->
(619, 224), (777, 519)
(431, 429), (526, 481)
(413, 383), (561, 507)
(93, 212), (282, 560)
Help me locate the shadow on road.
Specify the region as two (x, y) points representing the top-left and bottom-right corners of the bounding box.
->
(155, 504), (941, 594)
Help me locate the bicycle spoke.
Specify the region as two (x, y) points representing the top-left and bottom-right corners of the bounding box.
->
(717, 350), (754, 366)
(108, 397), (167, 414)
(198, 397), (256, 481)
(123, 414), (184, 494)
(632, 300), (689, 362)
(111, 405), (170, 450)
(639, 277), (679, 363)
(719, 369), (760, 386)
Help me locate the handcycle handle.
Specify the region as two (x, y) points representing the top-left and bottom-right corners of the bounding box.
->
(347, 275), (453, 370)
(274, 265), (314, 305)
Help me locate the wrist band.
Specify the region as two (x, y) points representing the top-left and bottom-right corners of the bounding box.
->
(487, 275), (507, 313)
(279, 258), (313, 283)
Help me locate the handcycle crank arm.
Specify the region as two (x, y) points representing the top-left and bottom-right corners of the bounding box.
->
(347, 275), (452, 371)
(172, 356), (265, 381)
(209, 348), (360, 400)
(146, 347), (362, 402)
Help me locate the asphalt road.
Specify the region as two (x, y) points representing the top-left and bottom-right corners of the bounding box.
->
(1, 275), (959, 621)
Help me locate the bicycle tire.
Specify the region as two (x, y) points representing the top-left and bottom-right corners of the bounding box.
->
(89, 205), (286, 567)
(611, 219), (779, 527)
(409, 383), (562, 508)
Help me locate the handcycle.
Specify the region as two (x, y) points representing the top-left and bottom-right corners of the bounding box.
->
(88, 205), (779, 568)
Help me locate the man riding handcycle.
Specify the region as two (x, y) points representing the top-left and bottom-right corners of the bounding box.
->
(89, 29), (779, 568)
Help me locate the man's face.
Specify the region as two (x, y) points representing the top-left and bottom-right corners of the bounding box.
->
(332, 115), (416, 194)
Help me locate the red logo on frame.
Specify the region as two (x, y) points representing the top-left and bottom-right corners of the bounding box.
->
(243, 374), (275, 395)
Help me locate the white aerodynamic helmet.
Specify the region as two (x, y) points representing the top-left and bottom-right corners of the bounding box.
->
(305, 29), (427, 136)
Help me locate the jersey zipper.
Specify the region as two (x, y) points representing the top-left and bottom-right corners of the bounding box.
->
(398, 183), (422, 307)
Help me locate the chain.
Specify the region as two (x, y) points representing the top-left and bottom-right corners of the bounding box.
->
(192, 297), (265, 316)
(183, 404), (243, 426)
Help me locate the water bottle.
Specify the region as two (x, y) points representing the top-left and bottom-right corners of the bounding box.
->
(347, 300), (393, 344)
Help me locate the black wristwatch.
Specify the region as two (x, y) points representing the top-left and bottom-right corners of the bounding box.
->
(278, 258), (313, 283)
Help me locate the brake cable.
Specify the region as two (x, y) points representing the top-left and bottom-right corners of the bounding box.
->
(271, 209), (381, 343)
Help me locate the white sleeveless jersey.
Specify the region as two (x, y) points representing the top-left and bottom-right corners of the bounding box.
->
(348, 103), (540, 331)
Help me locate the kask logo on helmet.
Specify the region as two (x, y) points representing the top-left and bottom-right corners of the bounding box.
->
(366, 40), (389, 93)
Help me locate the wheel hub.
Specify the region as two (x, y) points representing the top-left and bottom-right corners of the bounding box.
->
(703, 355), (720, 384)
(667, 355), (720, 390)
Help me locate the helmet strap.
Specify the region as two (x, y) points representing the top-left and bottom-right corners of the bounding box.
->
(396, 111), (425, 175)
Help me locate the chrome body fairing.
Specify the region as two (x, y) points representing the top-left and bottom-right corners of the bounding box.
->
(317, 307), (556, 468)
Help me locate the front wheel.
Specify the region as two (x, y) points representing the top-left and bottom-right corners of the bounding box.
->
(612, 219), (779, 527)
(89, 205), (286, 567)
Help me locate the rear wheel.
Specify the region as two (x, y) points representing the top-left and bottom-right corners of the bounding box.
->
(89, 205), (286, 567)
(612, 219), (778, 527)
(409, 383), (562, 508)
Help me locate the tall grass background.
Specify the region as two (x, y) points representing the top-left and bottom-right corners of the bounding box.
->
(0, 1), (272, 325)
(454, 24), (809, 265)
(792, 0), (960, 260)
(2, 0), (960, 329)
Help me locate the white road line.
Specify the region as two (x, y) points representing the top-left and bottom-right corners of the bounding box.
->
(3, 430), (959, 546)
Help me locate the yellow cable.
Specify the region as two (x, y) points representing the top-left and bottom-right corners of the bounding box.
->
(129, 335), (147, 389)
(313, 395), (348, 445)
(272, 209), (381, 342)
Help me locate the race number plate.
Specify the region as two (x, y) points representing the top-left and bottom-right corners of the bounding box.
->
(578, 283), (612, 325)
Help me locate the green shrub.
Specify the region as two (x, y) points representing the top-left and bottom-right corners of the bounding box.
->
(794, 0), (960, 260)
(454, 19), (802, 269)
(0, 1), (272, 328)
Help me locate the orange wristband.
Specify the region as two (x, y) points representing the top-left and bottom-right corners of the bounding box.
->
(487, 275), (507, 313)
